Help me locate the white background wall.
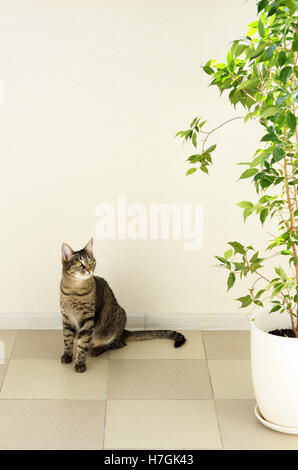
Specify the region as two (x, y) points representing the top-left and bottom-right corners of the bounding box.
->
(0, 0), (271, 320)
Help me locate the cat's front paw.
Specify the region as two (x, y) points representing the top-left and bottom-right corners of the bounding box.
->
(74, 362), (87, 373)
(61, 353), (72, 364)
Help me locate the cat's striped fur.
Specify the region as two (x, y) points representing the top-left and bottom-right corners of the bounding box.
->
(60, 239), (186, 373)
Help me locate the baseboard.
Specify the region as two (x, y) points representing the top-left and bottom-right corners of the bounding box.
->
(0, 313), (63, 330)
(145, 313), (249, 330)
(0, 312), (249, 330)
(0, 312), (145, 330)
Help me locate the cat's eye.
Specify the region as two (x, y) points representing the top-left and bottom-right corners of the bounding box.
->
(76, 261), (82, 267)
(89, 259), (94, 265)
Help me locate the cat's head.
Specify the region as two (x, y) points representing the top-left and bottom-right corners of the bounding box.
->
(61, 238), (96, 280)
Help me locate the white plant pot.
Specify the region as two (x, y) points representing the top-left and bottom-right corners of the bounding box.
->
(250, 309), (298, 432)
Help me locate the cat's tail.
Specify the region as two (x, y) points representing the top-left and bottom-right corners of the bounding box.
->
(124, 329), (186, 348)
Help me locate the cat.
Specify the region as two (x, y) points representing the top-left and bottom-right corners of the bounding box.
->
(60, 238), (186, 372)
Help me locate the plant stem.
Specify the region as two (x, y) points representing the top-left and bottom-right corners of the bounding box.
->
(283, 135), (298, 333)
(290, 52), (298, 211)
(201, 116), (245, 154)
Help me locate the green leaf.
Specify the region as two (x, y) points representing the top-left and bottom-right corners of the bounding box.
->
(270, 305), (281, 312)
(260, 175), (274, 189)
(275, 266), (287, 281)
(266, 44), (276, 59)
(278, 51), (287, 67)
(204, 144), (217, 154)
(192, 132), (197, 148)
(215, 256), (228, 265)
(239, 168), (258, 179)
(293, 32), (298, 52)
(244, 206), (254, 221)
(187, 155), (201, 164)
(231, 41), (239, 56)
(259, 195), (270, 203)
(251, 147), (272, 166)
(276, 93), (288, 106)
(236, 295), (253, 308)
(190, 117), (199, 128)
(233, 262), (245, 272)
(227, 272), (236, 291)
(237, 77), (260, 91)
(279, 66), (292, 84)
(255, 289), (266, 298)
(272, 146), (285, 162)
(260, 208), (268, 225)
(202, 66), (214, 75)
(260, 133), (279, 143)
(258, 20), (265, 37)
(228, 241), (246, 255)
(257, 0), (268, 13)
(261, 106), (279, 118)
(237, 201), (253, 209)
(271, 284), (284, 298)
(235, 44), (247, 57)
(250, 251), (259, 263)
(175, 131), (184, 137)
(247, 27), (257, 38)
(226, 50), (235, 71)
(205, 59), (216, 67)
(286, 112), (296, 133)
(215, 63), (226, 70)
(224, 248), (233, 260)
(268, 5), (277, 16)
(186, 168), (197, 176)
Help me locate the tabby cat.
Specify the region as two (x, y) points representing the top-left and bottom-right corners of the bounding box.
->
(60, 239), (186, 372)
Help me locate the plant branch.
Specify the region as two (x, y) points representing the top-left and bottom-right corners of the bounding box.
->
(202, 116), (245, 154)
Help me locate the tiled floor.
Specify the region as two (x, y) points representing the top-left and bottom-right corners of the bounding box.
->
(0, 329), (298, 449)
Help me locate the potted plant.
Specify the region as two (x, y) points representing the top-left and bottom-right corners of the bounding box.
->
(176, 0), (297, 433)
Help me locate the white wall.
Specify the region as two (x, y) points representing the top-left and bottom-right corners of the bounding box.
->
(0, 0), (270, 319)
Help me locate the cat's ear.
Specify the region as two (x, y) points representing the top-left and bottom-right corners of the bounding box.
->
(61, 243), (74, 262)
(84, 238), (93, 254)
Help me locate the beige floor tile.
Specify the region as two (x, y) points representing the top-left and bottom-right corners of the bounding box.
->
(208, 360), (254, 399)
(216, 399), (298, 450)
(0, 358), (108, 399)
(105, 400), (222, 449)
(0, 399), (105, 449)
(13, 330), (108, 359)
(109, 330), (205, 359)
(13, 330), (64, 359)
(203, 331), (250, 359)
(0, 330), (17, 358)
(108, 359), (212, 399)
